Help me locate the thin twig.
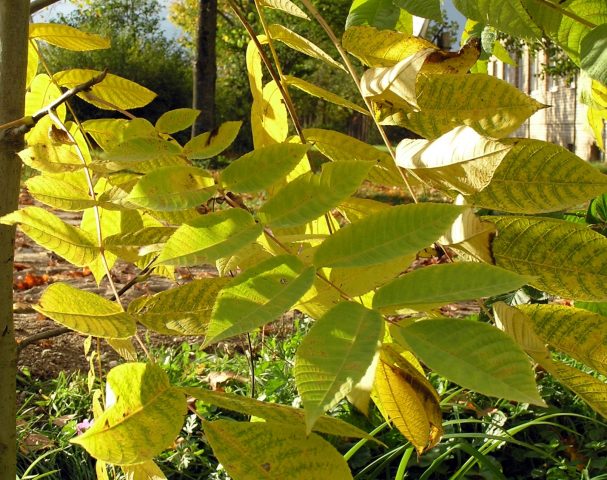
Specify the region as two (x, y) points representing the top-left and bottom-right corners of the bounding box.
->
(227, 0), (306, 141)
(16, 327), (70, 353)
(47, 109), (124, 309)
(29, 0), (62, 14)
(246, 333), (256, 398)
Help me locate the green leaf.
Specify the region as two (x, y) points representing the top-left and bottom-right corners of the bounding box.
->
(129, 278), (230, 335)
(557, 0), (607, 64)
(82, 118), (156, 152)
(284, 75), (368, 114)
(29, 23), (110, 51)
(259, 0), (309, 19)
(342, 26), (437, 68)
(203, 420), (352, 480)
(157, 208), (262, 267)
(0, 206), (98, 266)
(183, 121), (242, 160)
(185, 387), (374, 440)
(452, 0), (541, 40)
(126, 166), (215, 211)
(545, 359), (607, 418)
(314, 203), (463, 268)
(346, 0), (401, 30)
(469, 138), (607, 213)
(393, 0), (442, 22)
(25, 172), (96, 211)
(155, 108), (200, 134)
(101, 137), (186, 174)
(72, 363), (187, 464)
(399, 318), (544, 404)
(303, 128), (402, 186)
(205, 255), (315, 345)
(258, 161), (372, 228)
(581, 24), (607, 85)
(221, 143), (310, 193)
(53, 69), (156, 110)
(373, 263), (529, 312)
(294, 302), (383, 433)
(267, 24), (345, 71)
(34, 283), (135, 338)
(519, 304), (607, 376)
(380, 74), (545, 139)
(489, 216), (607, 301)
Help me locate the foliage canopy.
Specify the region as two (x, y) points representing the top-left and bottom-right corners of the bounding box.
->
(6, 0), (607, 477)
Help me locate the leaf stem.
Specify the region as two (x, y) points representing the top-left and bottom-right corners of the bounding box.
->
(227, 0), (306, 141)
(535, 0), (596, 29)
(47, 109), (123, 309)
(298, 0), (419, 203)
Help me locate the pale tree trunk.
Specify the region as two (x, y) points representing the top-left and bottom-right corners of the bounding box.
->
(0, 1), (29, 477)
(192, 0), (218, 137)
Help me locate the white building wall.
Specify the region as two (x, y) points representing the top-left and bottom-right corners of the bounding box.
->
(489, 47), (604, 160)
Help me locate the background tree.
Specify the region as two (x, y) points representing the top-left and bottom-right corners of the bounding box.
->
(170, 0), (364, 152)
(192, 0), (218, 135)
(45, 0), (192, 126)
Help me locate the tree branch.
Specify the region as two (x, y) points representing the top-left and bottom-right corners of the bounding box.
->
(0, 69), (107, 139)
(30, 0), (62, 15)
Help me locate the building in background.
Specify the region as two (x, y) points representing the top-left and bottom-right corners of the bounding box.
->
(488, 48), (606, 161)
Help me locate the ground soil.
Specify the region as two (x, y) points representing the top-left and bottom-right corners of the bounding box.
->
(13, 195), (217, 379)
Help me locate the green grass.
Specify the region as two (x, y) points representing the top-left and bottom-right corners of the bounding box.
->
(16, 320), (607, 479)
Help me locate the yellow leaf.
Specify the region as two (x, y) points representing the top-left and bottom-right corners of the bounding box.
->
(342, 25), (437, 67)
(53, 69), (156, 110)
(29, 23), (110, 51)
(284, 75), (368, 114)
(155, 108), (200, 134)
(203, 420), (353, 479)
(519, 304), (607, 376)
(26, 42), (39, 88)
(72, 363), (187, 465)
(268, 24), (345, 71)
(437, 196), (496, 264)
(382, 74), (545, 139)
(252, 80), (288, 148)
(360, 49), (435, 110)
(546, 359), (607, 419)
(419, 37), (481, 75)
(246, 38), (264, 102)
(588, 106), (607, 151)
(374, 355), (442, 454)
(25, 74), (66, 120)
(492, 302), (552, 364)
(396, 126), (509, 194)
(259, 0), (309, 19)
